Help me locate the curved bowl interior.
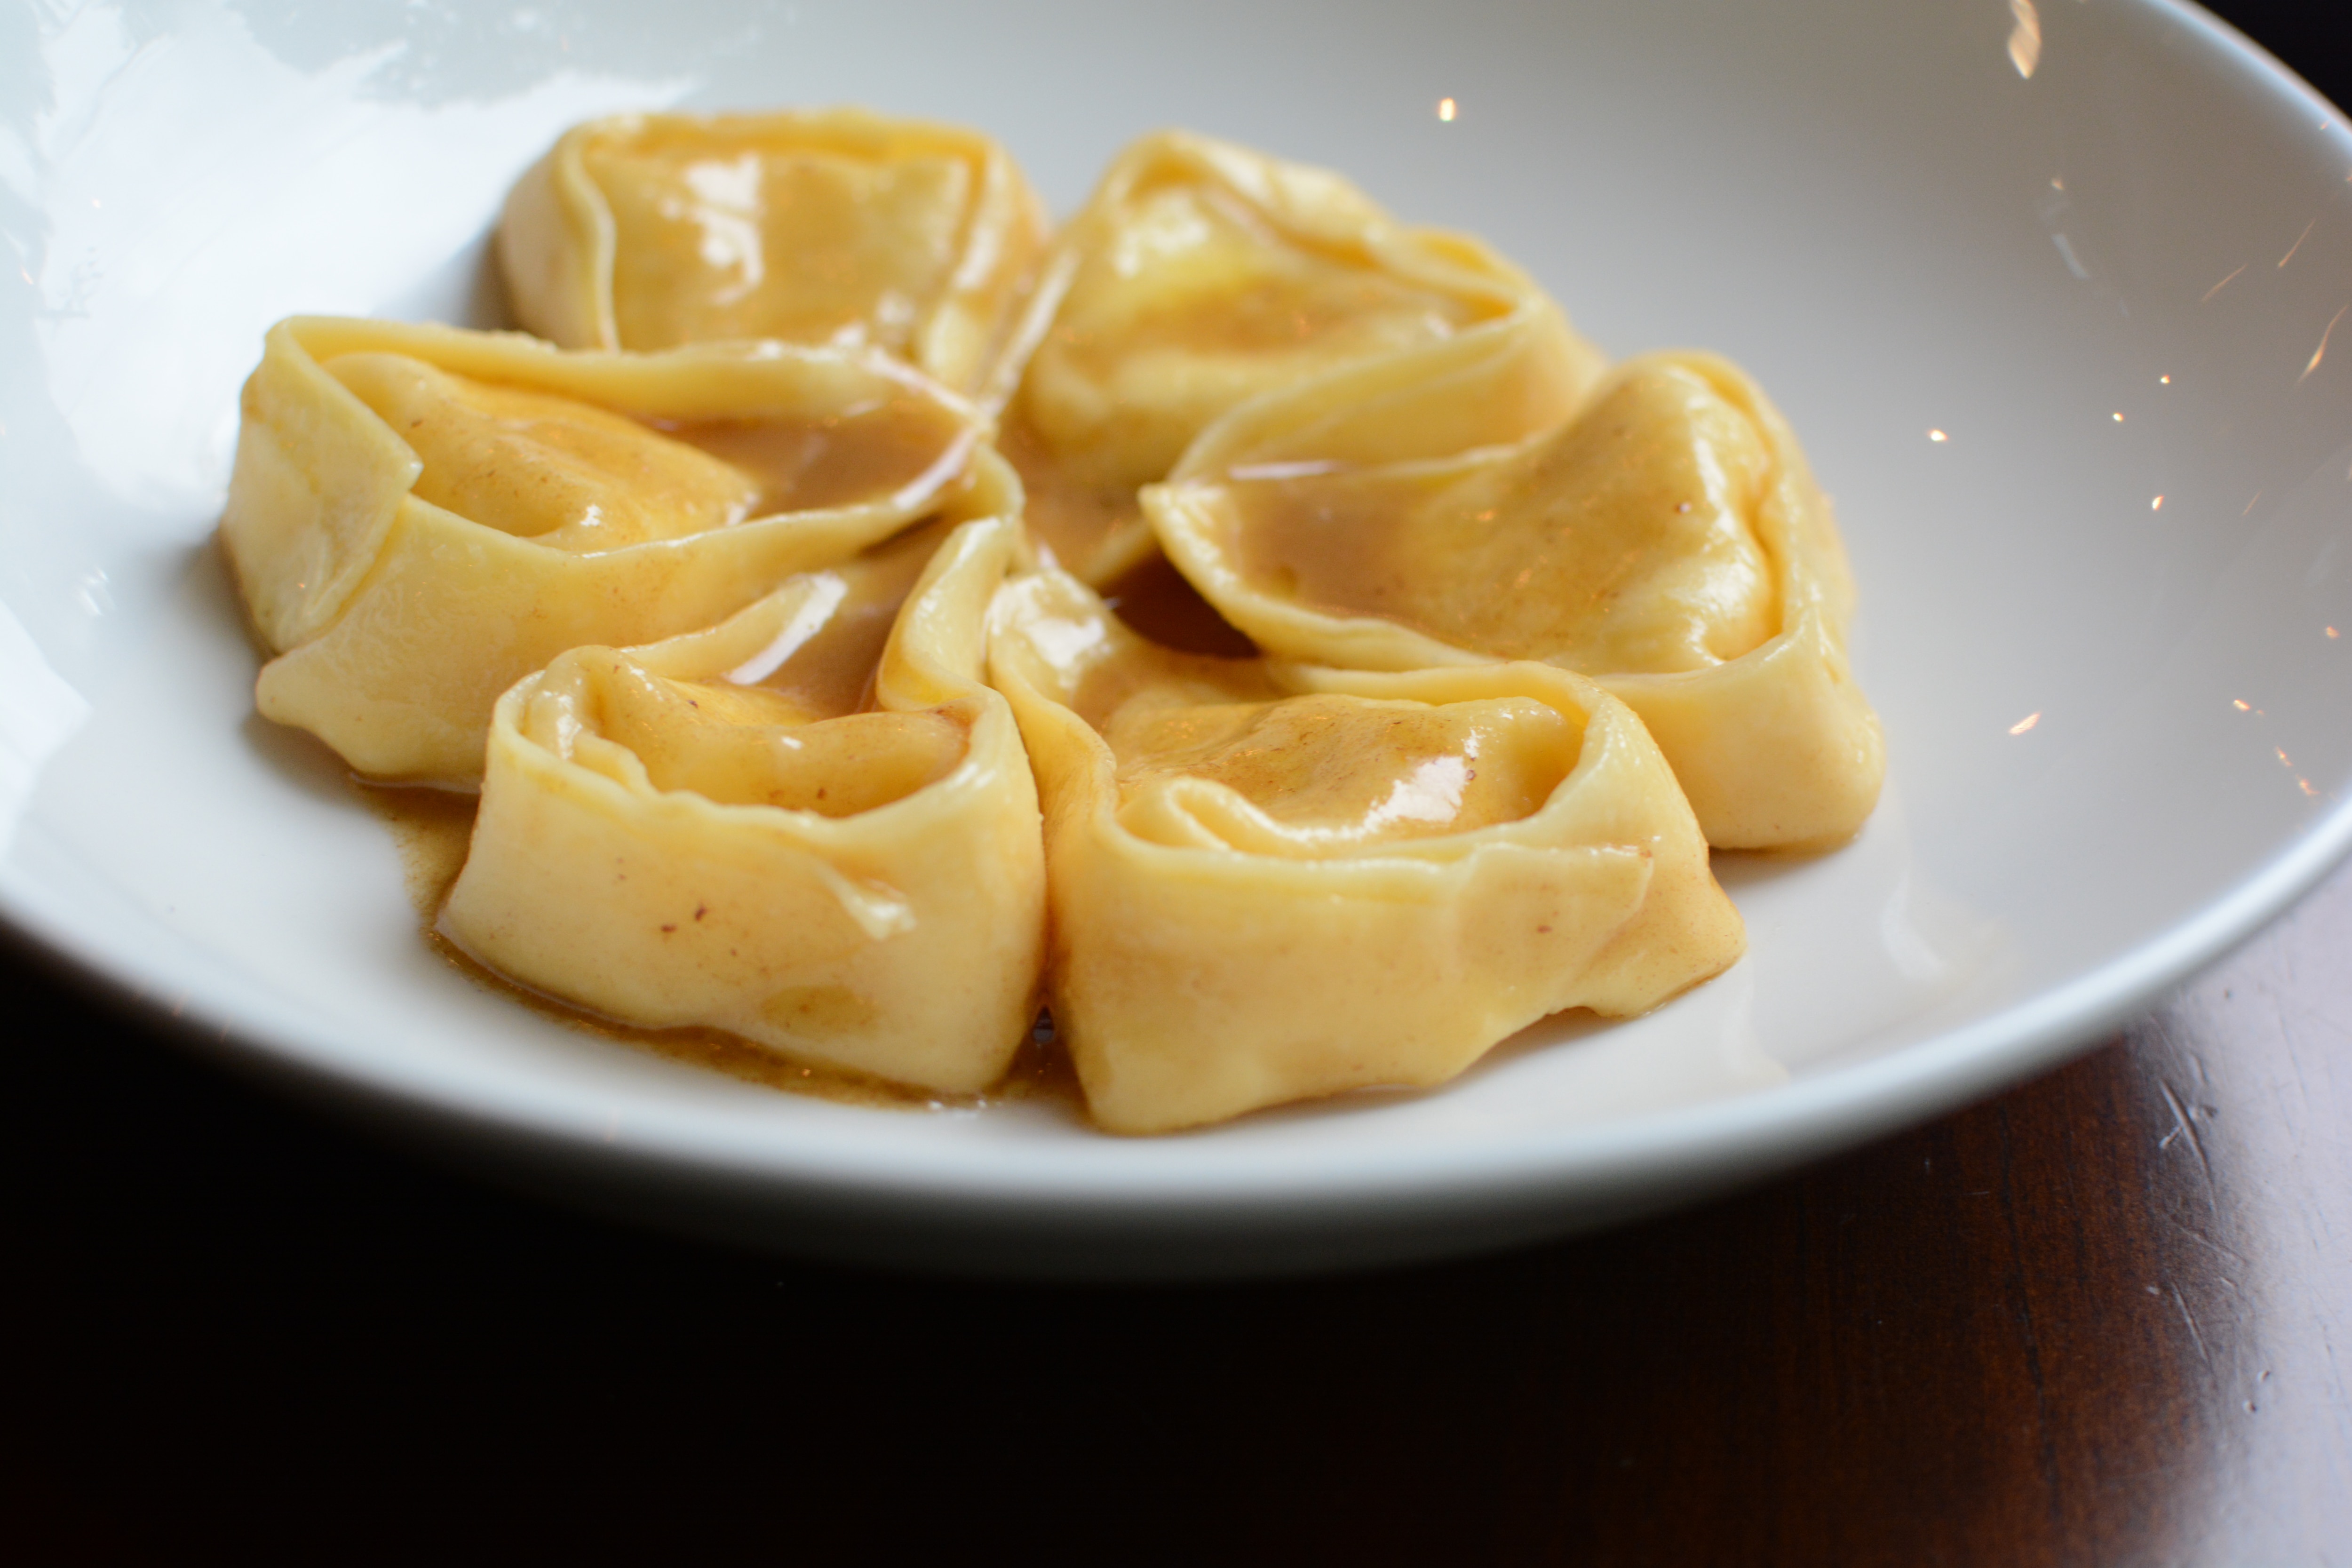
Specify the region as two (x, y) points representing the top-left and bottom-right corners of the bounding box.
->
(3, 0), (2350, 1275)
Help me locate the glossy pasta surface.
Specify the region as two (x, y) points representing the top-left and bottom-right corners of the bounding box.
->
(990, 568), (1744, 1134)
(441, 519), (1046, 1092)
(221, 316), (999, 785)
(1150, 350), (1884, 848)
(220, 111), (1876, 1131)
(998, 130), (1601, 585)
(499, 109), (1052, 403)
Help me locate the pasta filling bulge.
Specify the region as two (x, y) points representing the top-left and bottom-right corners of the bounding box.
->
(436, 517), (1046, 1096)
(325, 351), (976, 544)
(1017, 179), (1492, 489)
(586, 138), (975, 355)
(1101, 692), (1578, 855)
(997, 132), (1579, 585)
(498, 111), (1052, 401)
(531, 524), (970, 817)
(1146, 343), (1884, 849)
(986, 565), (1747, 1134)
(1221, 361), (1781, 672)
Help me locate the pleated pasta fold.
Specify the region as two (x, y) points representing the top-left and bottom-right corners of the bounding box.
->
(497, 109), (1053, 405)
(210, 112), (1890, 1134)
(439, 517), (1045, 1094)
(988, 566), (1745, 1134)
(222, 316), (1007, 784)
(1148, 349), (1885, 848)
(998, 130), (1603, 586)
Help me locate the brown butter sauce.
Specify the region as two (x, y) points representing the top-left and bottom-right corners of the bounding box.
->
(355, 780), (1077, 1114)
(760, 518), (953, 718)
(660, 393), (967, 517)
(993, 409), (1142, 580)
(1100, 551), (1260, 658)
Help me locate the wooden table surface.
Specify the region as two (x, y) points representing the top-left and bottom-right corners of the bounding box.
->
(6, 3), (2347, 1562)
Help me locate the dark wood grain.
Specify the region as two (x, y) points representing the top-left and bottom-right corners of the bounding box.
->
(5, 2), (2347, 1561)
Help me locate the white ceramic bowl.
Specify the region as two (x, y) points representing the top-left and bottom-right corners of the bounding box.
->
(5, 0), (2349, 1276)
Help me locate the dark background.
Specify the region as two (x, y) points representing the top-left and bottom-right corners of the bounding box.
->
(8, 4), (2349, 1561)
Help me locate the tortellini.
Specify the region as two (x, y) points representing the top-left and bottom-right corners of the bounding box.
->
(498, 109), (1052, 404)
(221, 316), (1004, 785)
(999, 130), (1604, 586)
(221, 111), (1881, 1134)
(1147, 350), (1885, 849)
(440, 518), (1045, 1091)
(988, 567), (1745, 1134)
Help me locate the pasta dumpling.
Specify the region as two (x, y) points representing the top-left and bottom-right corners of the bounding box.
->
(1148, 349), (1884, 849)
(213, 111), (1884, 1133)
(498, 109), (1052, 404)
(439, 517), (1045, 1093)
(989, 566), (1744, 1134)
(222, 316), (1005, 785)
(999, 130), (1602, 585)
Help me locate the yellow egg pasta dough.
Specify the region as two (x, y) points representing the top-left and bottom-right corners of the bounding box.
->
(216, 112), (1887, 1134)
(498, 109), (1052, 405)
(988, 566), (1744, 1134)
(998, 130), (1604, 586)
(222, 315), (1007, 786)
(1148, 349), (1884, 849)
(439, 517), (1045, 1093)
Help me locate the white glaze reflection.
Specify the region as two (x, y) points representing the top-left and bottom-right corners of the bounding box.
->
(2036, 175), (2097, 285)
(0, 600), (90, 858)
(8, 0), (685, 512)
(725, 573), (849, 685)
